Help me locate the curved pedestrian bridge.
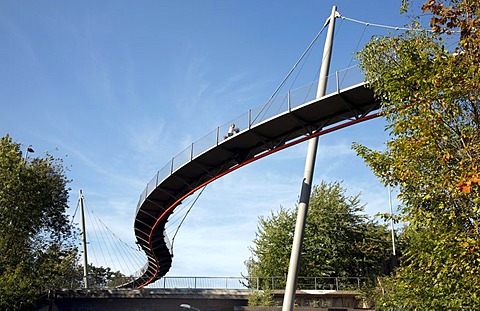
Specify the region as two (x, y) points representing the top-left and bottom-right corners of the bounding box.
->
(129, 67), (380, 289)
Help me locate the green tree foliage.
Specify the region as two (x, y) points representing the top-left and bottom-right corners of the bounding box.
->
(354, 1), (480, 309)
(87, 264), (126, 288)
(246, 206), (295, 283)
(247, 288), (275, 307)
(0, 135), (78, 309)
(246, 181), (392, 291)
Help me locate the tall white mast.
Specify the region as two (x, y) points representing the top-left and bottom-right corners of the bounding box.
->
(282, 6), (338, 311)
(79, 190), (89, 289)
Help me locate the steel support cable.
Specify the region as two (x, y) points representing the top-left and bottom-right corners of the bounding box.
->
(114, 236), (144, 278)
(169, 185), (208, 249)
(103, 219), (128, 274)
(104, 234), (141, 277)
(84, 200), (133, 276)
(337, 15), (433, 90)
(103, 225), (147, 274)
(299, 14), (346, 107)
(110, 233), (147, 267)
(71, 200), (80, 226)
(161, 193), (201, 252)
(99, 214), (130, 275)
(255, 13), (347, 122)
(337, 22), (368, 90)
(85, 203), (113, 271)
(350, 23), (367, 66)
(70, 200), (90, 277)
(343, 14), (459, 64)
(251, 22), (328, 124)
(164, 188), (201, 230)
(271, 18), (347, 117)
(92, 208), (119, 273)
(276, 19), (346, 116)
(85, 204), (146, 276)
(247, 15), (434, 127)
(82, 202), (101, 271)
(70, 198), (87, 263)
(71, 197), (91, 269)
(339, 15), (416, 31)
(117, 240), (148, 273)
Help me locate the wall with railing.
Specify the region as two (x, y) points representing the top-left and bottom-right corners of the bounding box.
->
(75, 276), (370, 291)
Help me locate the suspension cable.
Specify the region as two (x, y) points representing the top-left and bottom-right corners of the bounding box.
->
(251, 21), (329, 124)
(72, 195), (147, 276)
(250, 13), (437, 125)
(71, 200), (79, 226)
(169, 185), (208, 249)
(339, 14), (425, 31)
(86, 205), (146, 275)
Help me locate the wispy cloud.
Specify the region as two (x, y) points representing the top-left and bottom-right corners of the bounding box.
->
(0, 13), (38, 65)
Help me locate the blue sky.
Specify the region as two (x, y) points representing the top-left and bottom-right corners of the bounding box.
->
(0, 1), (419, 278)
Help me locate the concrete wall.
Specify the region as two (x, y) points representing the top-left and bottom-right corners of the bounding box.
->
(41, 289), (249, 311)
(45, 297), (246, 311)
(39, 289), (370, 311)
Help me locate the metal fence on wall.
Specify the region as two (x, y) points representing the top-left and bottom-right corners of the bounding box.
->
(71, 276), (370, 291)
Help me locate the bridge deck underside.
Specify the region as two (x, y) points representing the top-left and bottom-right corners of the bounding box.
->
(130, 83), (380, 288)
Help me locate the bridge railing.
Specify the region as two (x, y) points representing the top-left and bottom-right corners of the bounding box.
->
(137, 65), (364, 210)
(74, 276), (370, 291)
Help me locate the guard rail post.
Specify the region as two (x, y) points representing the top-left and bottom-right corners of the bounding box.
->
(287, 91), (291, 111)
(336, 70), (340, 92)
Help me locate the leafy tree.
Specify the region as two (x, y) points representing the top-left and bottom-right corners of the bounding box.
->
(87, 264), (126, 288)
(246, 181), (392, 292)
(37, 245), (82, 289)
(354, 1), (480, 309)
(0, 134), (77, 309)
(246, 205), (295, 288)
(106, 270), (130, 288)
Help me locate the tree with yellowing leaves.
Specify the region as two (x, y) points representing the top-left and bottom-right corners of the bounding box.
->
(354, 0), (480, 309)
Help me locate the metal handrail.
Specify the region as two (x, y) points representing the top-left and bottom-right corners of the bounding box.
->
(136, 65), (363, 212)
(70, 275), (371, 291)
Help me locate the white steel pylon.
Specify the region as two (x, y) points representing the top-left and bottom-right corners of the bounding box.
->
(282, 5), (338, 311)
